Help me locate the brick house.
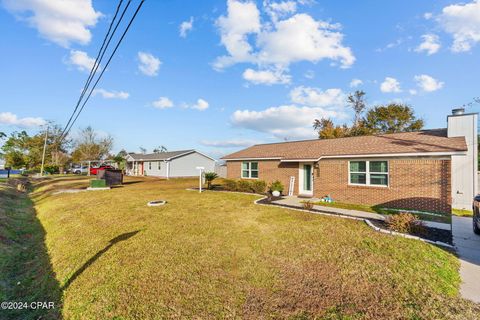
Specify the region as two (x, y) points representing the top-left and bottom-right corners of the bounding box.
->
(222, 110), (478, 213)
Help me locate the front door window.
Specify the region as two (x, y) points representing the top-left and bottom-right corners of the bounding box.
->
(304, 164), (312, 191)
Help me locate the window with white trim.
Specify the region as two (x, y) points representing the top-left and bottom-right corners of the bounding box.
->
(349, 160), (388, 186)
(158, 162), (161, 170)
(241, 161), (258, 178)
(149, 162), (152, 170)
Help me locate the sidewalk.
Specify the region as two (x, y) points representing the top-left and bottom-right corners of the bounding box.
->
(452, 216), (480, 303)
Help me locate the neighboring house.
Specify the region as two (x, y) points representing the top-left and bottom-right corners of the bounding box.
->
(222, 109), (478, 213)
(125, 150), (215, 178)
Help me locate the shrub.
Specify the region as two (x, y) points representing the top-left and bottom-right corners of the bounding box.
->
(269, 180), (284, 193)
(236, 180), (252, 193)
(302, 201), (314, 211)
(251, 180), (267, 194)
(204, 172), (218, 189)
(44, 165), (59, 175)
(386, 213), (426, 234)
(223, 179), (237, 191)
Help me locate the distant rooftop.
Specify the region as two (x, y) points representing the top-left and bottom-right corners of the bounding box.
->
(126, 150), (194, 161)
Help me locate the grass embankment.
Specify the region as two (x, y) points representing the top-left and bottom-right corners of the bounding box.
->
(2, 176), (480, 319)
(0, 182), (61, 320)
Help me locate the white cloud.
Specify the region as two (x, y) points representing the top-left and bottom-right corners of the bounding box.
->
(3, 0), (101, 47)
(92, 89), (129, 99)
(214, 0), (261, 69)
(152, 97), (174, 109)
(231, 105), (342, 139)
(191, 98), (209, 111)
(264, 0), (297, 21)
(200, 139), (261, 148)
(214, 0), (355, 74)
(438, 0), (480, 52)
(179, 17), (194, 38)
(414, 74), (444, 92)
(304, 70), (315, 79)
(242, 68), (291, 85)
(415, 34), (441, 55)
(349, 78), (363, 88)
(409, 89), (418, 95)
(290, 86), (345, 108)
(0, 112), (46, 127)
(380, 77), (401, 93)
(137, 51), (161, 76)
(424, 12), (433, 20)
(67, 50), (96, 72)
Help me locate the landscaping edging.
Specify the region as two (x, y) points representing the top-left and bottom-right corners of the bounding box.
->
(186, 188), (454, 248)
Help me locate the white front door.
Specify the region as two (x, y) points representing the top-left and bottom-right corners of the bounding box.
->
(299, 163), (314, 196)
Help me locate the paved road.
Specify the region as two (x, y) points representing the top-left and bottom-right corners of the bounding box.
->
(452, 216), (480, 303)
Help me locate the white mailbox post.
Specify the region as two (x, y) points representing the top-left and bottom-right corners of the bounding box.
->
(196, 166), (205, 193)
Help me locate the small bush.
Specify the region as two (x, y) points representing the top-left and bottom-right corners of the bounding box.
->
(251, 180), (267, 194)
(223, 179), (237, 191)
(204, 172), (219, 189)
(302, 201), (314, 211)
(269, 180), (284, 193)
(386, 213), (426, 234)
(236, 180), (252, 193)
(44, 165), (59, 175)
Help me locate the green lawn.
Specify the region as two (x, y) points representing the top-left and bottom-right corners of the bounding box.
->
(309, 200), (452, 223)
(1, 176), (480, 319)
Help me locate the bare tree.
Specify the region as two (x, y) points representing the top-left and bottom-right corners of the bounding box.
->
(347, 90), (366, 126)
(71, 126), (113, 161)
(153, 146), (167, 153)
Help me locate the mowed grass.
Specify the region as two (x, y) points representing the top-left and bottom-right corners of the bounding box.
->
(4, 176), (480, 319)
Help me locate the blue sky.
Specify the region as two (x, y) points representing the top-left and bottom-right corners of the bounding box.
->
(1, 0), (479, 159)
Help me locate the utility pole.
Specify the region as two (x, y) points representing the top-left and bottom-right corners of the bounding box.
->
(40, 126), (48, 177)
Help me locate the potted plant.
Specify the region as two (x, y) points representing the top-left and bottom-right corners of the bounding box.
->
(269, 180), (284, 197)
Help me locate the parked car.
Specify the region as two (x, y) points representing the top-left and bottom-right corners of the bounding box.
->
(90, 165), (114, 175)
(472, 195), (480, 234)
(70, 166), (88, 175)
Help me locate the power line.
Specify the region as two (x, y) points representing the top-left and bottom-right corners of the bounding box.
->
(61, 0), (127, 139)
(61, 0), (145, 140)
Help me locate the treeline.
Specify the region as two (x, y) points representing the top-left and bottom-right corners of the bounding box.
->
(0, 125), (125, 173)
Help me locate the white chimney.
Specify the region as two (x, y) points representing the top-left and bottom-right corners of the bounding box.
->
(447, 109), (478, 209)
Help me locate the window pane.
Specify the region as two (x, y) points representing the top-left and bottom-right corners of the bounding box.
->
(370, 174), (388, 186)
(250, 170), (258, 178)
(250, 162), (258, 170)
(370, 161), (388, 173)
(242, 162), (249, 170)
(242, 170), (249, 178)
(350, 173), (366, 184)
(350, 161), (366, 172)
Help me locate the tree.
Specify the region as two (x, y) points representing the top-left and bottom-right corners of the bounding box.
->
(363, 103), (424, 134)
(0, 124), (70, 170)
(71, 126), (113, 162)
(204, 172), (218, 190)
(153, 146), (167, 153)
(139, 147), (147, 154)
(111, 149), (128, 170)
(0, 132), (5, 139)
(347, 90), (366, 126)
(313, 118), (350, 139)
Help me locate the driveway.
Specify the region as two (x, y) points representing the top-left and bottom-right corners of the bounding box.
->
(452, 216), (480, 303)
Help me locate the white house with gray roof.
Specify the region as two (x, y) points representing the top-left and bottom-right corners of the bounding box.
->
(125, 149), (215, 178)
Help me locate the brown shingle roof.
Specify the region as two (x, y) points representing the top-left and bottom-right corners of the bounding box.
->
(221, 129), (467, 160)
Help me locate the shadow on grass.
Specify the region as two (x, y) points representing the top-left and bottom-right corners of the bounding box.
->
(0, 185), (62, 320)
(61, 231), (140, 291)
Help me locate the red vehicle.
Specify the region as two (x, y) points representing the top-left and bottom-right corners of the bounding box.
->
(90, 165), (114, 175)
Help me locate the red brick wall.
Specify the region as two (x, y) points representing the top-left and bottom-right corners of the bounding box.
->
(227, 158), (451, 213)
(226, 160), (299, 195)
(314, 158), (451, 213)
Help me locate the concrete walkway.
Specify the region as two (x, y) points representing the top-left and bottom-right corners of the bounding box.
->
(272, 196), (450, 230)
(452, 216), (480, 303)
